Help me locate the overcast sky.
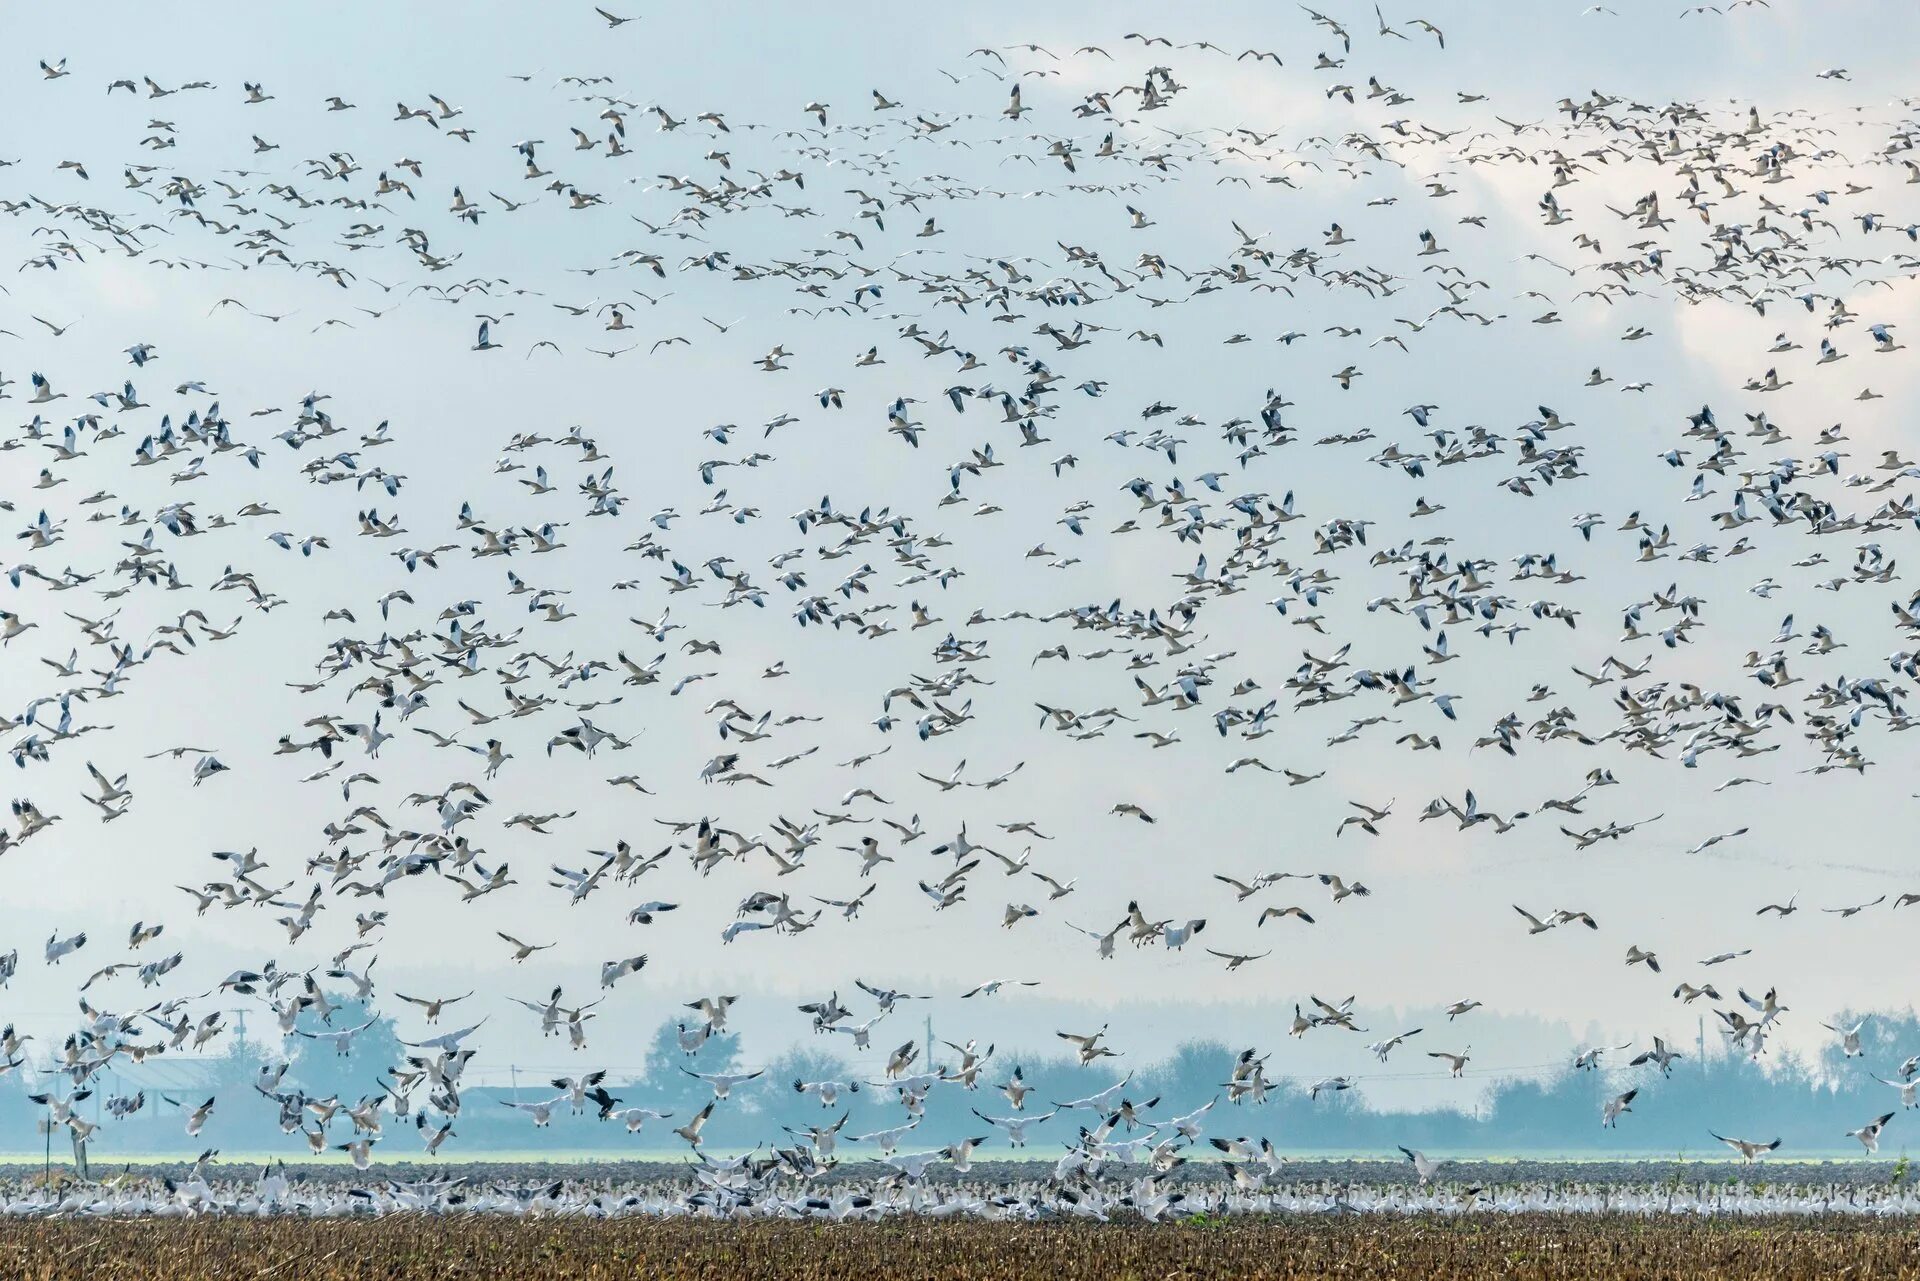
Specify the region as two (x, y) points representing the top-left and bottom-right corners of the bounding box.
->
(3, 0), (1917, 1117)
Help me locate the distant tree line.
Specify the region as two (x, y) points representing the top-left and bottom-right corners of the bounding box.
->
(8, 1001), (1913, 1160)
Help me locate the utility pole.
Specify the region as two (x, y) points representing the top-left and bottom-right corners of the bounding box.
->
(511, 1064), (520, 1104)
(1698, 1016), (1706, 1080)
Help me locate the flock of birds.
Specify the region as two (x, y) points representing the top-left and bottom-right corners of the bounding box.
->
(6, 1166), (1920, 1220)
(4, 0), (1920, 1217)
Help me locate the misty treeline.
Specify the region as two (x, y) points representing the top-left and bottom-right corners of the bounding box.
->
(9, 1000), (1915, 1159)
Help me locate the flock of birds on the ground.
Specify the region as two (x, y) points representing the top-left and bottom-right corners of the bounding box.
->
(9, 1165), (1920, 1220)
(4, 0), (1920, 1217)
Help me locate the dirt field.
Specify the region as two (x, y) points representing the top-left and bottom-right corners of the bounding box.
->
(4, 1216), (1919, 1280)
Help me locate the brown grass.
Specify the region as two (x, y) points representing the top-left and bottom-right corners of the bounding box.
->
(2, 1216), (1919, 1280)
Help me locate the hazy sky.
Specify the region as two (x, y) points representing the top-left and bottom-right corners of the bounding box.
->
(3, 0), (1918, 1117)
